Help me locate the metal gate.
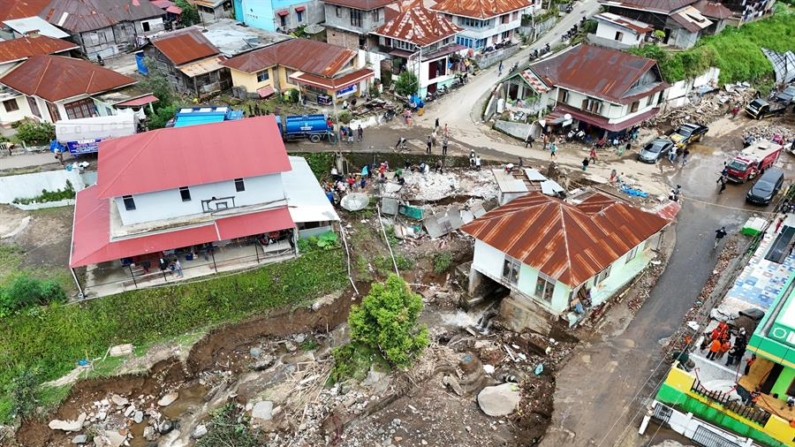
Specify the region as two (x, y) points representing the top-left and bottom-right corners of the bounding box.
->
(651, 403), (673, 424)
(691, 425), (742, 447)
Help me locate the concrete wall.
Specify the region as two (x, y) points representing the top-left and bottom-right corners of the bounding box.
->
(586, 33), (634, 50)
(324, 3), (385, 47)
(471, 239), (504, 279)
(0, 94), (32, 127)
(662, 67), (720, 110)
(0, 169), (85, 204)
(115, 174), (285, 226)
(228, 66), (277, 94)
(494, 120), (533, 140)
(477, 44), (520, 68)
(594, 21), (643, 46)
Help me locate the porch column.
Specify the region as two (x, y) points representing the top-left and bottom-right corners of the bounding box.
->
(255, 242), (260, 263)
(210, 249), (218, 272)
(70, 268), (85, 300)
(128, 264), (138, 288)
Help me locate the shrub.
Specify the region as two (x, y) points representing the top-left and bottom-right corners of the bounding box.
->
(197, 403), (260, 447)
(329, 342), (382, 384)
(395, 71), (419, 97)
(13, 180), (75, 205)
(433, 252), (453, 274)
(348, 274), (429, 369)
(297, 232), (340, 253)
(0, 275), (67, 316)
(5, 368), (38, 420)
(283, 88), (299, 103)
(15, 120), (55, 146)
(175, 0), (199, 25)
(338, 111), (352, 124)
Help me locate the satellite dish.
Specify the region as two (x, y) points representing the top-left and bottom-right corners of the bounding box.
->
(564, 113), (572, 120)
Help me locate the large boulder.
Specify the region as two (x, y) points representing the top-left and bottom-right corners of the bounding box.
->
(251, 401), (274, 422)
(48, 413), (87, 432)
(157, 392), (179, 407)
(477, 383), (521, 417)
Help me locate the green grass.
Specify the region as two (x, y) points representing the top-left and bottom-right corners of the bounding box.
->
(0, 250), (346, 423)
(374, 255), (414, 276)
(0, 244), (23, 285)
(37, 384), (71, 415)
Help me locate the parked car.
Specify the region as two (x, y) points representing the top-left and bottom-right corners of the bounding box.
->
(669, 123), (709, 148)
(776, 85), (795, 104)
(746, 168), (785, 205)
(637, 138), (674, 163)
(745, 98), (789, 120)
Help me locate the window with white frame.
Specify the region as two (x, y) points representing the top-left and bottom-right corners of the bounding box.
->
(594, 265), (612, 286)
(393, 39), (415, 51)
(256, 70), (270, 82)
(535, 274), (555, 302)
(557, 89), (569, 103)
(582, 98), (602, 114)
(626, 245), (640, 262)
(502, 256), (521, 285)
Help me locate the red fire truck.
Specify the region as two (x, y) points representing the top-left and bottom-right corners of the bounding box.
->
(726, 140), (783, 183)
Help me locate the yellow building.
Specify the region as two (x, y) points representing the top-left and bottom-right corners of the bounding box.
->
(222, 38), (373, 104)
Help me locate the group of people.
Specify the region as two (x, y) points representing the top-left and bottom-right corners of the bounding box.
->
(700, 320), (748, 367)
(339, 125), (363, 144)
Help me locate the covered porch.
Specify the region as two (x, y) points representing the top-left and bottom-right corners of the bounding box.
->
(290, 68), (374, 106)
(543, 104), (660, 142)
(502, 69), (549, 116)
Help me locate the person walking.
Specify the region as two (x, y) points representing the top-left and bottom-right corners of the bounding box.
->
(357, 125), (363, 142)
(550, 143), (557, 159)
(442, 136), (448, 156)
(581, 157), (589, 171)
(775, 215), (786, 233)
(444, 123), (449, 138)
(426, 135), (432, 154)
(435, 118), (440, 131)
(714, 226), (727, 249)
(589, 147), (598, 164)
(498, 61), (504, 77)
(174, 260), (184, 278)
(475, 155), (481, 171)
(668, 146), (677, 163)
(525, 133), (534, 148)
(717, 174), (728, 194)
(681, 147), (690, 166)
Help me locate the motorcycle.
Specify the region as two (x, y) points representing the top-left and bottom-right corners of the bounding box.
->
(381, 109), (396, 123)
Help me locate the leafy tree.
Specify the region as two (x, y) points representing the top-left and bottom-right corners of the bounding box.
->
(197, 403), (260, 447)
(14, 120), (55, 145)
(149, 103), (181, 129)
(348, 274), (429, 368)
(394, 71), (419, 97)
(140, 59), (175, 106)
(176, 0), (200, 26)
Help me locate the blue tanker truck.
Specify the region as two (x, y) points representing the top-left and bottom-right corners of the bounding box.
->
(276, 114), (338, 144)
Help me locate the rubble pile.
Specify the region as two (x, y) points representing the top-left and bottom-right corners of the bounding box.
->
(742, 123), (795, 142)
(399, 170), (499, 202)
(646, 86), (757, 129)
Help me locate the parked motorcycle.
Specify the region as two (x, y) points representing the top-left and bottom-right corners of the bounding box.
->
(381, 109), (396, 123)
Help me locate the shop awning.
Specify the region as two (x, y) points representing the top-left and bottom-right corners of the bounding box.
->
(295, 6), (306, 12)
(290, 68), (374, 92)
(277, 9), (289, 16)
(257, 85), (275, 98)
(114, 94), (159, 107)
(551, 104), (660, 132)
(215, 208), (294, 240)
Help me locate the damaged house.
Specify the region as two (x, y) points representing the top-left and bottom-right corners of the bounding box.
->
(461, 192), (672, 334)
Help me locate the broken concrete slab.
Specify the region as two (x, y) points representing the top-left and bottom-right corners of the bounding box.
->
(108, 344), (134, 357)
(442, 375), (464, 396)
(110, 395), (128, 407)
(252, 401), (274, 422)
(477, 383), (521, 417)
(157, 392), (179, 407)
(48, 412), (87, 432)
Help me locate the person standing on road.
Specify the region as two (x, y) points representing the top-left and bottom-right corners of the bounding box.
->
(775, 215), (786, 233)
(681, 147), (690, 166)
(426, 135), (432, 154)
(525, 133), (534, 148)
(444, 123), (449, 138)
(357, 125), (363, 142)
(498, 61), (504, 77)
(475, 155), (481, 171)
(435, 117), (440, 131)
(706, 337), (722, 360)
(714, 226), (728, 249)
(668, 146), (677, 163)
(717, 174), (728, 194)
(581, 157), (589, 171)
(589, 147), (598, 164)
(442, 136), (448, 156)
(550, 142), (557, 159)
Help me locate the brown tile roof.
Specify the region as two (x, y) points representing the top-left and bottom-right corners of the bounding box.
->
(0, 0), (51, 21)
(598, 0), (695, 14)
(669, 6), (712, 32)
(529, 44), (665, 104)
(152, 28), (219, 66)
(41, 0), (164, 33)
(693, 0), (733, 18)
(461, 192), (669, 287)
(373, 6), (462, 47)
(0, 55), (136, 102)
(222, 38), (356, 77)
(431, 0), (531, 19)
(0, 35), (77, 63)
(322, 0), (396, 10)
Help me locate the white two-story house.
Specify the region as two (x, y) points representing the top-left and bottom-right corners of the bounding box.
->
(504, 44), (669, 138)
(69, 116), (338, 298)
(431, 0), (531, 50)
(461, 192), (673, 334)
(372, 7), (465, 98)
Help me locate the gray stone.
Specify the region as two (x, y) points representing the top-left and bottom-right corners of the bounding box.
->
(362, 369), (386, 386)
(71, 434), (88, 444)
(284, 341), (297, 352)
(251, 401), (274, 422)
(252, 355), (276, 371)
(249, 347), (262, 358)
(157, 392), (179, 407)
(294, 334), (306, 343)
(108, 344), (134, 357)
(48, 413), (87, 432)
(192, 424), (208, 439)
(158, 420), (174, 434)
(442, 375), (464, 396)
(143, 425), (157, 441)
(110, 395), (128, 407)
(133, 411), (144, 424)
(477, 383), (521, 417)
(124, 405), (135, 417)
(96, 411), (107, 421)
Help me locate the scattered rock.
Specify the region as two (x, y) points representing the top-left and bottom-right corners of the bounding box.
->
(158, 420), (174, 434)
(157, 392), (179, 407)
(362, 368), (386, 386)
(48, 413), (87, 432)
(252, 355), (276, 371)
(284, 341), (297, 352)
(249, 347), (262, 358)
(442, 375), (464, 396)
(124, 405), (135, 417)
(94, 430), (126, 447)
(133, 411), (144, 424)
(143, 426), (157, 441)
(395, 436), (403, 443)
(97, 411), (106, 421)
(294, 333), (306, 343)
(192, 424), (208, 439)
(108, 344), (134, 357)
(252, 401), (274, 422)
(477, 383), (521, 417)
(71, 434), (88, 444)
(110, 395), (128, 407)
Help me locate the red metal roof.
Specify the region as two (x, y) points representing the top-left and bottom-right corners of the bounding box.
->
(216, 208), (294, 240)
(222, 38), (357, 77)
(165, 5), (182, 13)
(294, 6), (305, 12)
(41, 0), (165, 33)
(95, 116), (291, 199)
(461, 192), (669, 287)
(0, 35), (78, 64)
(290, 68), (374, 91)
(276, 9), (288, 15)
(373, 6), (462, 47)
(553, 103), (660, 132)
(0, 0), (51, 21)
(152, 28), (219, 66)
(693, 0), (733, 19)
(0, 55), (136, 102)
(150, 0), (173, 8)
(529, 44), (668, 105)
(431, 0), (530, 19)
(70, 185), (295, 267)
(113, 94), (159, 107)
(598, 0), (695, 14)
(257, 85), (275, 98)
(322, 0), (396, 11)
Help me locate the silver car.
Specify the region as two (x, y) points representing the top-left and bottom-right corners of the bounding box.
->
(637, 138), (674, 163)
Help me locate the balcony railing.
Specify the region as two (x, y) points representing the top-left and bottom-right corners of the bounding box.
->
(690, 380), (771, 426)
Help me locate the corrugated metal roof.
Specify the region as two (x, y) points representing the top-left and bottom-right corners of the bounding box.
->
(431, 0), (531, 19)
(178, 55), (225, 77)
(0, 35), (77, 64)
(222, 38), (356, 77)
(152, 28), (219, 66)
(322, 0), (396, 11)
(41, 0), (165, 33)
(594, 12), (653, 33)
(670, 6), (712, 32)
(0, 0), (51, 22)
(598, 0), (695, 14)
(373, 6), (462, 47)
(693, 0), (733, 19)
(0, 54), (136, 102)
(95, 116), (291, 198)
(3, 16), (71, 38)
(290, 68), (374, 90)
(461, 192), (669, 287)
(529, 44), (666, 104)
